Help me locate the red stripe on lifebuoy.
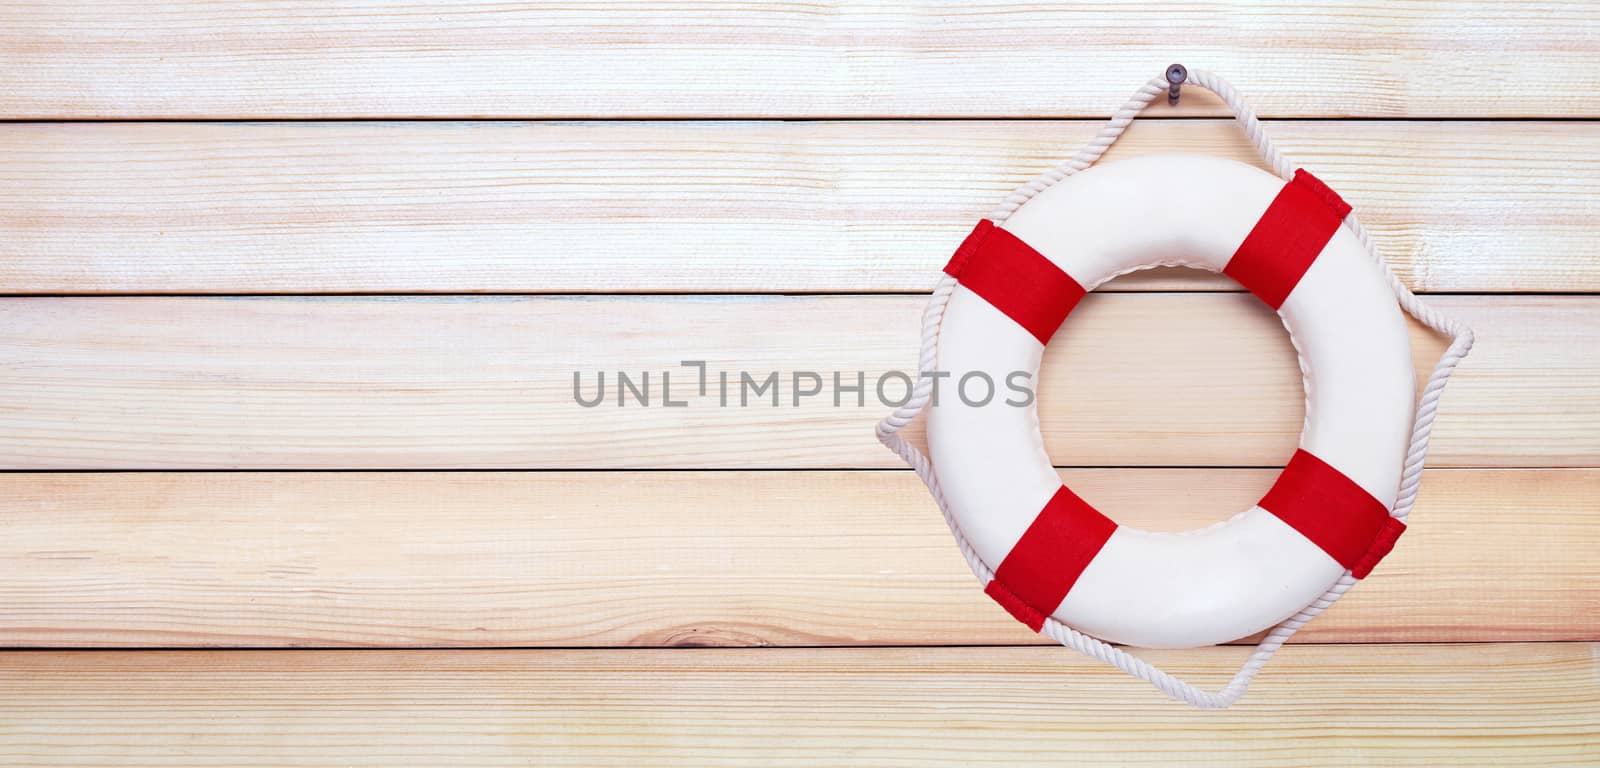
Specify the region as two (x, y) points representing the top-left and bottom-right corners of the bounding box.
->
(944, 220), (1086, 344)
(985, 485), (1117, 632)
(1259, 449), (1404, 578)
(1223, 170), (1353, 309)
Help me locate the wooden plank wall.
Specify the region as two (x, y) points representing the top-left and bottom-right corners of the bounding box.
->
(1, 2), (1596, 765)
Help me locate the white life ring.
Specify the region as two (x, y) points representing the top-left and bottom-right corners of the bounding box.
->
(927, 153), (1416, 649)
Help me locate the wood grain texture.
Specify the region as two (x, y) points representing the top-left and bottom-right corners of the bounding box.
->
(2, 2), (1597, 119)
(2, 120), (1596, 294)
(1, 645), (1594, 766)
(0, 294), (1592, 469)
(2, 1), (1591, 758)
(0, 469), (1593, 648)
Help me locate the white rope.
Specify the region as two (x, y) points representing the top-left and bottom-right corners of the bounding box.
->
(875, 68), (1474, 708)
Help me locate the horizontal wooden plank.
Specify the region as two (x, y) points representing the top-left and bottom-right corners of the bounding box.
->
(0, 469), (1591, 648)
(2, 120), (1595, 294)
(2, 2), (1596, 119)
(1, 645), (1593, 766)
(0, 294), (1592, 469)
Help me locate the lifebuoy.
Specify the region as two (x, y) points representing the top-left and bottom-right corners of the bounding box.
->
(877, 67), (1472, 706)
(928, 154), (1415, 649)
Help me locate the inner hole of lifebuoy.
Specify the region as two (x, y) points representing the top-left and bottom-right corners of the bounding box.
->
(1034, 269), (1305, 533)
